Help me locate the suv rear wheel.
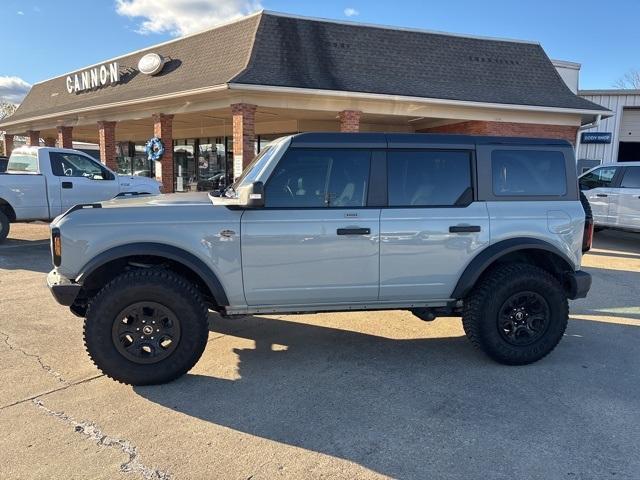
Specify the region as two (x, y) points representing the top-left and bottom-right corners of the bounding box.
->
(84, 269), (209, 385)
(462, 263), (568, 365)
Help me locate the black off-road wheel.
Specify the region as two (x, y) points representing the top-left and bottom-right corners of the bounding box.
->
(0, 210), (10, 243)
(84, 269), (209, 385)
(462, 263), (568, 365)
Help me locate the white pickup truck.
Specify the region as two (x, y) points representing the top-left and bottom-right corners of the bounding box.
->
(0, 146), (162, 242)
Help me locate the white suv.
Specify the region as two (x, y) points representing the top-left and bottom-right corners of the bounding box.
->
(579, 162), (640, 232)
(47, 133), (594, 385)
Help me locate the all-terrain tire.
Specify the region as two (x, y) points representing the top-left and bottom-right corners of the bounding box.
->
(579, 190), (602, 232)
(462, 263), (568, 365)
(0, 210), (10, 243)
(84, 269), (209, 385)
(579, 190), (593, 221)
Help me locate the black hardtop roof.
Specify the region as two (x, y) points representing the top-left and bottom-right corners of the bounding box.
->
(288, 132), (572, 148)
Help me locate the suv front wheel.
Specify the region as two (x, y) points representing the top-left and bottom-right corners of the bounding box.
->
(462, 264), (568, 365)
(84, 269), (209, 385)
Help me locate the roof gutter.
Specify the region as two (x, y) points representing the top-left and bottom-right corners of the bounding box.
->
(574, 114), (602, 159)
(228, 83), (613, 117)
(0, 84), (230, 129)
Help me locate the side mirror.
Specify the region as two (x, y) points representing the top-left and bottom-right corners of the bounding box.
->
(246, 181), (265, 208)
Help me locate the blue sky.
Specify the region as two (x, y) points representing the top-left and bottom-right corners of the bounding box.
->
(2, 0), (639, 102)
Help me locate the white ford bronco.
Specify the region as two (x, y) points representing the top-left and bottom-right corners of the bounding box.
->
(47, 133), (593, 385)
(0, 146), (162, 242)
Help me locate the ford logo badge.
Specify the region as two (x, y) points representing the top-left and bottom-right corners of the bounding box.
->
(138, 53), (165, 76)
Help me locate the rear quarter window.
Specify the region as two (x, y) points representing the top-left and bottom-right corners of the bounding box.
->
(7, 153), (39, 173)
(492, 150), (567, 196)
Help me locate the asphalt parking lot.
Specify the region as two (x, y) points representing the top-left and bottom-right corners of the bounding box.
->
(0, 223), (638, 479)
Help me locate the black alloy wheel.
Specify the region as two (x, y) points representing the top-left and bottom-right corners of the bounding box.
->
(112, 301), (181, 364)
(497, 292), (550, 346)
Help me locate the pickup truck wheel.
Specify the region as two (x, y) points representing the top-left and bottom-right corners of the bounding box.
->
(462, 263), (568, 365)
(0, 211), (9, 243)
(84, 269), (209, 385)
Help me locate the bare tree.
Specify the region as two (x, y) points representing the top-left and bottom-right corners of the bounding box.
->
(613, 69), (640, 89)
(0, 98), (18, 155)
(0, 100), (17, 121)
(0, 95), (18, 118)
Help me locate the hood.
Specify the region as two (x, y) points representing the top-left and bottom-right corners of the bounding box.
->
(101, 192), (211, 209)
(118, 174), (162, 183)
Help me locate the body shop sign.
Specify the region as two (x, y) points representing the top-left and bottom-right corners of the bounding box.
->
(66, 62), (119, 93)
(581, 132), (612, 144)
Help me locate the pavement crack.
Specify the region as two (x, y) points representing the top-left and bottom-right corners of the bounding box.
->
(0, 331), (66, 383)
(32, 399), (172, 480)
(0, 373), (104, 411)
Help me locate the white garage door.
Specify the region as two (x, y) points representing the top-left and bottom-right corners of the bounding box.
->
(620, 108), (640, 141)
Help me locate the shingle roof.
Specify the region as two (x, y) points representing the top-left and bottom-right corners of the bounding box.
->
(3, 11), (606, 126)
(4, 14), (260, 124)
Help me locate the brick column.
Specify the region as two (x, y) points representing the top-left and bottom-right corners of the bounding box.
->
(338, 110), (362, 132)
(26, 130), (40, 146)
(231, 103), (256, 179)
(44, 137), (56, 147)
(153, 113), (174, 193)
(97, 121), (118, 171)
(3, 134), (14, 156)
(57, 126), (73, 149)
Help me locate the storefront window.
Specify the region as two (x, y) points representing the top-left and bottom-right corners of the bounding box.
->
(169, 135), (294, 192)
(116, 141), (155, 177)
(173, 139), (197, 192)
(196, 138), (225, 192)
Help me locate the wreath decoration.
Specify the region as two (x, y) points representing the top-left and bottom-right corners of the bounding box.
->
(145, 136), (165, 161)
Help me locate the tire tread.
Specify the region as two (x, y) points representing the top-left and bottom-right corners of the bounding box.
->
(462, 263), (568, 365)
(84, 268), (208, 385)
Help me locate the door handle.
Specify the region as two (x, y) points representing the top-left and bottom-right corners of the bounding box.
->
(62, 181), (73, 189)
(596, 193), (608, 198)
(337, 228), (370, 235)
(449, 225), (481, 233)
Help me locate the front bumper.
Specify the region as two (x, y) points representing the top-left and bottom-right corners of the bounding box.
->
(47, 270), (81, 306)
(564, 270), (592, 300)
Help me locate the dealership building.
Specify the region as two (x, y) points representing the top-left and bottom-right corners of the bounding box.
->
(576, 90), (640, 171)
(0, 11), (610, 192)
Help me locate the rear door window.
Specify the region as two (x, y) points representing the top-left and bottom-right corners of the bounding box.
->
(492, 150), (566, 196)
(620, 167), (640, 188)
(387, 150), (472, 207)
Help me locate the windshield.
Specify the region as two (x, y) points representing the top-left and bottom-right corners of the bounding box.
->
(7, 153), (39, 173)
(230, 143), (279, 191)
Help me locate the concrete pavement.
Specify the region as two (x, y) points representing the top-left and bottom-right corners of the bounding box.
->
(0, 223), (638, 479)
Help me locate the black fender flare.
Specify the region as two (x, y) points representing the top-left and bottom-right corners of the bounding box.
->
(76, 242), (229, 306)
(451, 237), (575, 299)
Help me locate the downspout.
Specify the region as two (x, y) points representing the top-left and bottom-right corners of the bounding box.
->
(575, 114), (602, 161)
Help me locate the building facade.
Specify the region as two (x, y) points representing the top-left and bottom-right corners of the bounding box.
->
(576, 90), (640, 171)
(1, 11), (609, 192)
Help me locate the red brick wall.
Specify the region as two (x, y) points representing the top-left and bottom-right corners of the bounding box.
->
(338, 110), (362, 132)
(44, 137), (56, 147)
(57, 126), (73, 149)
(231, 103), (256, 179)
(2, 134), (13, 156)
(97, 121), (118, 172)
(419, 121), (578, 144)
(153, 113), (174, 193)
